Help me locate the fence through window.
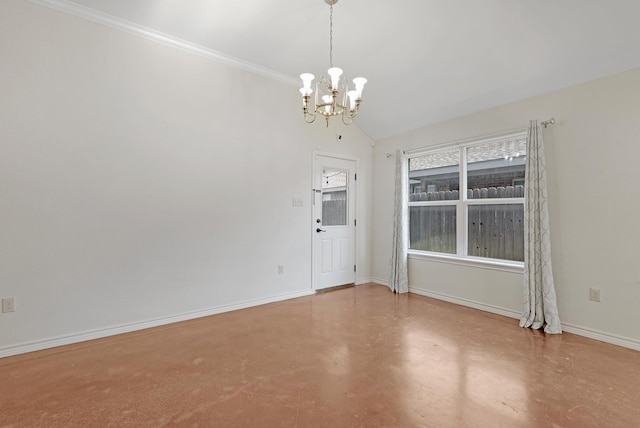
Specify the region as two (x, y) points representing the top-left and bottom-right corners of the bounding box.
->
(407, 133), (526, 263)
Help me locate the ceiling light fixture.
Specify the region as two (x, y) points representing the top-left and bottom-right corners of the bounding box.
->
(299, 0), (367, 127)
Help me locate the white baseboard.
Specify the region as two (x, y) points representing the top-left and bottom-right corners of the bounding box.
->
(408, 286), (640, 351)
(0, 289), (314, 359)
(371, 277), (390, 287)
(561, 323), (640, 351)
(5, 285), (638, 358)
(408, 287), (521, 319)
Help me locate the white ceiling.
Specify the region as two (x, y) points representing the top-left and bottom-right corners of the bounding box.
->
(39, 0), (640, 140)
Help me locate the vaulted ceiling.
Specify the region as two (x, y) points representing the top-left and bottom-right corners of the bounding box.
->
(34, 0), (640, 140)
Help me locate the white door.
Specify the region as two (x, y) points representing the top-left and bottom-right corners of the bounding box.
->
(313, 155), (356, 290)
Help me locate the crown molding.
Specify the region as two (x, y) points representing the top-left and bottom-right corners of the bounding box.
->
(28, 0), (299, 86)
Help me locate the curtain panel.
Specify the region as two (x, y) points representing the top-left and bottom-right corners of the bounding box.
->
(389, 149), (408, 293)
(520, 120), (562, 333)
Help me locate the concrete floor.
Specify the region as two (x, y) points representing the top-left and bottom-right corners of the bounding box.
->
(1, 283), (639, 427)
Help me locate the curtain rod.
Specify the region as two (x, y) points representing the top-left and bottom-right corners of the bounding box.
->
(386, 119), (556, 158)
(541, 118), (556, 128)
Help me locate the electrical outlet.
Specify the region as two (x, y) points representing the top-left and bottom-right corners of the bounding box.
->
(292, 197), (303, 207)
(589, 288), (601, 302)
(2, 297), (16, 313)
(278, 265), (284, 275)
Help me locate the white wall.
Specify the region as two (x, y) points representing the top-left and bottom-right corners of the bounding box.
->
(372, 67), (640, 349)
(0, 0), (373, 356)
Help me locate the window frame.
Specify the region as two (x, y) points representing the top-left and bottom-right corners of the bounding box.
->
(406, 131), (527, 272)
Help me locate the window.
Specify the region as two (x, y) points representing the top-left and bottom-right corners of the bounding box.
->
(322, 169), (348, 226)
(408, 133), (526, 263)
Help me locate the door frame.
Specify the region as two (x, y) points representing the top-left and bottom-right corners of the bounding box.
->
(311, 151), (359, 291)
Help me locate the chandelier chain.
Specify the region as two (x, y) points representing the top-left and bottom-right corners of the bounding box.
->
(329, 3), (333, 68)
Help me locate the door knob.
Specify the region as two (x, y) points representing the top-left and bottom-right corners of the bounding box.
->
(316, 228), (326, 233)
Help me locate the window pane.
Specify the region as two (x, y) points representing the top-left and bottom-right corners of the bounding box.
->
(322, 169), (347, 226)
(467, 204), (524, 261)
(409, 206), (457, 254)
(408, 150), (460, 199)
(466, 137), (526, 199)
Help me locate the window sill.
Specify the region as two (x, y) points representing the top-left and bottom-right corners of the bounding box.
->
(407, 251), (524, 274)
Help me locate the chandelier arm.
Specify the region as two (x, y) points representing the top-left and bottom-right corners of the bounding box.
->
(331, 90), (339, 114)
(343, 108), (357, 119)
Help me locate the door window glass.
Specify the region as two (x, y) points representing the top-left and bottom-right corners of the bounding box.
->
(322, 169), (348, 226)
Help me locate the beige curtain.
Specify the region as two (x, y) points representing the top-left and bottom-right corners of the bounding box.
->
(520, 120), (562, 333)
(389, 149), (408, 293)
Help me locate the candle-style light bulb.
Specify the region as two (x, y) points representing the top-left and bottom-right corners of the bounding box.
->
(322, 95), (332, 113)
(327, 67), (343, 90)
(347, 90), (357, 111)
(353, 77), (367, 98)
(300, 73), (315, 92)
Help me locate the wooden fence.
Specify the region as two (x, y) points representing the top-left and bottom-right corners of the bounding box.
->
(409, 186), (524, 261)
(323, 199), (347, 226)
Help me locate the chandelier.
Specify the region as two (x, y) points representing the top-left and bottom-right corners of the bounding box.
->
(299, 0), (367, 127)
